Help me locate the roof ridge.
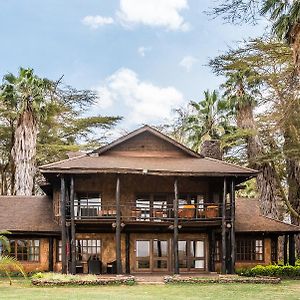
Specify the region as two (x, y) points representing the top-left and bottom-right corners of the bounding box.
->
(92, 124), (202, 158)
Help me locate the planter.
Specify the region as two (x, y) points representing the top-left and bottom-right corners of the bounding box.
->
(178, 205), (195, 218)
(205, 205), (219, 218)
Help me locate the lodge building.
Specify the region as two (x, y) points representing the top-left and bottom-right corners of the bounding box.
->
(0, 125), (299, 275)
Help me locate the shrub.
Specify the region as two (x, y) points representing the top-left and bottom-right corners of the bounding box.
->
(236, 265), (300, 278)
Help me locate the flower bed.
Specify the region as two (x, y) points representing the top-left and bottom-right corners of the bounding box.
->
(164, 275), (281, 284)
(31, 273), (136, 286)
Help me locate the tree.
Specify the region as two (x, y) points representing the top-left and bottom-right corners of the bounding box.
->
(0, 68), (121, 195)
(210, 38), (300, 221)
(164, 90), (231, 154)
(210, 0), (300, 74)
(0, 231), (26, 285)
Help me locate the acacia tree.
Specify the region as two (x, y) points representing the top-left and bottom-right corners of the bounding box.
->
(0, 68), (121, 195)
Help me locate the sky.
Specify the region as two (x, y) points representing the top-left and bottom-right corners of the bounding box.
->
(0, 0), (266, 134)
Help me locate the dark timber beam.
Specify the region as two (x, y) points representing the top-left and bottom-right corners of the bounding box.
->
(289, 234), (296, 266)
(283, 235), (288, 265)
(209, 231), (216, 272)
(116, 176), (122, 274)
(70, 176), (76, 274)
(221, 177), (227, 274)
(125, 232), (130, 274)
(60, 176), (67, 274)
(230, 179), (236, 274)
(173, 178), (179, 274)
(48, 237), (54, 272)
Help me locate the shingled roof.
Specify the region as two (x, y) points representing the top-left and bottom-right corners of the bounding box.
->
(40, 125), (258, 180)
(235, 197), (300, 233)
(0, 196), (60, 234)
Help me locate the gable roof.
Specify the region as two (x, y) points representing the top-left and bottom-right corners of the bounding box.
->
(0, 196), (60, 233)
(40, 125), (258, 180)
(235, 197), (300, 233)
(93, 125), (202, 158)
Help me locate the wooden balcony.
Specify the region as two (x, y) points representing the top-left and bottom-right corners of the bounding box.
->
(66, 202), (222, 223)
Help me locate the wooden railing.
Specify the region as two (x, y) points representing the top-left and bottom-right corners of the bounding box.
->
(66, 202), (222, 222)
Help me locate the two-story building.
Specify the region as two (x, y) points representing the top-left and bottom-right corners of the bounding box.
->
(0, 125), (299, 274)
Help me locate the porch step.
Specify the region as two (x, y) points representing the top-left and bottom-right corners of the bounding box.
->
(135, 276), (165, 284)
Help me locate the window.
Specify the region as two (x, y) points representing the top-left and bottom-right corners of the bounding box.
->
(178, 239), (205, 271)
(75, 193), (101, 218)
(236, 239), (264, 261)
(136, 240), (150, 269)
(2, 239), (40, 262)
(135, 194), (168, 221)
(57, 239), (101, 262)
(76, 239), (101, 262)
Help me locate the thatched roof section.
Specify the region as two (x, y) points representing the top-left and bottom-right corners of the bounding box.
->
(0, 196), (60, 234)
(236, 197), (300, 233)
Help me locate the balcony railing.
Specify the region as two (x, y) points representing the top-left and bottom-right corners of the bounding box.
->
(66, 202), (222, 222)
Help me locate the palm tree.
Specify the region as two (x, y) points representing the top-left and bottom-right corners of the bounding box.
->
(0, 231), (26, 285)
(184, 90), (230, 153)
(260, 0), (300, 74)
(1, 68), (50, 195)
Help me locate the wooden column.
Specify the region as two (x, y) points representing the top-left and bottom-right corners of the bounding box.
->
(230, 179), (236, 274)
(60, 176), (67, 274)
(209, 231), (216, 272)
(70, 176), (76, 274)
(125, 232), (130, 274)
(283, 235), (288, 265)
(221, 177), (227, 274)
(48, 237), (54, 272)
(115, 176), (122, 274)
(289, 234), (296, 266)
(173, 178), (179, 274)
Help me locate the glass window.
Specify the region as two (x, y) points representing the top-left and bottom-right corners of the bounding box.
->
(236, 239), (263, 261)
(75, 193), (101, 218)
(76, 239), (101, 262)
(179, 239), (205, 270)
(7, 239), (40, 262)
(153, 240), (168, 258)
(136, 240), (150, 269)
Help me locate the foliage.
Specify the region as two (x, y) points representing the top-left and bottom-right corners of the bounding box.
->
(0, 230), (26, 285)
(0, 67), (122, 195)
(236, 264), (300, 278)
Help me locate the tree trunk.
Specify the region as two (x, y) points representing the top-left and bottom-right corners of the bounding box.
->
(237, 104), (280, 218)
(11, 109), (37, 196)
(291, 23), (300, 77)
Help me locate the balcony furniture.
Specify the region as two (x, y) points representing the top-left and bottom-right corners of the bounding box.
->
(153, 209), (165, 218)
(106, 260), (117, 274)
(131, 209), (142, 219)
(205, 205), (219, 218)
(76, 262), (84, 274)
(98, 209), (117, 217)
(178, 204), (195, 218)
(88, 255), (102, 275)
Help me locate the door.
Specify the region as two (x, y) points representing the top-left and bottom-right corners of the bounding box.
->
(135, 239), (170, 272)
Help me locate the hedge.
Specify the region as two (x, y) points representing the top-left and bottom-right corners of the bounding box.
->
(236, 265), (300, 278)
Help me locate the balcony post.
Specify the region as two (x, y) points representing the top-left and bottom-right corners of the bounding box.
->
(283, 235), (288, 265)
(60, 176), (67, 274)
(230, 178), (236, 274)
(289, 234), (296, 266)
(221, 177), (227, 274)
(173, 178), (179, 274)
(70, 176), (76, 274)
(116, 176), (122, 274)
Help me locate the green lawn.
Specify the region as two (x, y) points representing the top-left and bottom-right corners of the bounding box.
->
(0, 278), (300, 300)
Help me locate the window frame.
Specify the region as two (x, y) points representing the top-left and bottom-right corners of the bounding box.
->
(2, 239), (41, 262)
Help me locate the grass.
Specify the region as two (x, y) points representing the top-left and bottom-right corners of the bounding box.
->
(0, 278), (300, 300)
